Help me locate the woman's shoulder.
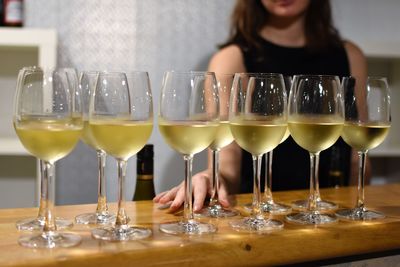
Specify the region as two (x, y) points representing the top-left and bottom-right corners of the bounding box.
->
(342, 40), (366, 62)
(342, 40), (367, 78)
(208, 44), (246, 73)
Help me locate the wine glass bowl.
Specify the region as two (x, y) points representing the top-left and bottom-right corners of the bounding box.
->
(158, 71), (219, 234)
(14, 67), (83, 248)
(336, 76), (390, 220)
(229, 73), (287, 232)
(89, 71), (153, 241)
(286, 75), (343, 225)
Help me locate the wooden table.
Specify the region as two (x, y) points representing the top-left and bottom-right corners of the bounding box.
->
(0, 184), (400, 267)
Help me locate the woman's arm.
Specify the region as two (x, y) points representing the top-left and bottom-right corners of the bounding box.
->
(208, 44), (246, 194)
(154, 44), (246, 211)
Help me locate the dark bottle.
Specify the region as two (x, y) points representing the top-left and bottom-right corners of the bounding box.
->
(3, 0), (23, 27)
(133, 144), (155, 201)
(328, 146), (344, 189)
(0, 0), (4, 26)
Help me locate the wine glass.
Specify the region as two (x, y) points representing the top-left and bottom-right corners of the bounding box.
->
(159, 71), (219, 234)
(14, 67), (83, 248)
(15, 68), (77, 231)
(336, 76), (390, 220)
(90, 71), (153, 241)
(197, 73), (239, 218)
(229, 73), (287, 232)
(75, 71), (115, 225)
(286, 75), (343, 225)
(242, 76), (292, 214)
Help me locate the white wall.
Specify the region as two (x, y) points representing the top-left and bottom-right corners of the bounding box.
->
(24, 0), (235, 204)
(332, 0), (400, 43)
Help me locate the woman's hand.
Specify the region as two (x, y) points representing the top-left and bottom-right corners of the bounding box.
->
(153, 171), (230, 212)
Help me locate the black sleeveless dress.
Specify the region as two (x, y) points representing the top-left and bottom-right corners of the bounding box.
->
(237, 38), (351, 193)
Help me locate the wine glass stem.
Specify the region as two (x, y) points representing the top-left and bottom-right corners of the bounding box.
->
(314, 160), (321, 202)
(356, 151), (367, 210)
(41, 160), (57, 233)
(252, 155), (263, 219)
(183, 154), (194, 222)
(38, 159), (46, 219)
(308, 152), (320, 213)
(96, 150), (109, 216)
(264, 151), (274, 204)
(209, 149), (220, 206)
(115, 160), (129, 227)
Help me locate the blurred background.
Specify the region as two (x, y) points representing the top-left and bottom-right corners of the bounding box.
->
(0, 0), (399, 208)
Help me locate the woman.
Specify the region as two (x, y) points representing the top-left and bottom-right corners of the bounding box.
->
(154, 0), (367, 212)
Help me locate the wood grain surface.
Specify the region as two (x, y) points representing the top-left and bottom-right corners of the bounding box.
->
(0, 184), (399, 267)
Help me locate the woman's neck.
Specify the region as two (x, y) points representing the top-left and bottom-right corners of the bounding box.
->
(259, 15), (306, 47)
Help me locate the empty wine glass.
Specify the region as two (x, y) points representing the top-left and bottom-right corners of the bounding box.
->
(14, 67), (83, 248)
(229, 73), (287, 232)
(75, 71), (115, 225)
(90, 71), (153, 241)
(286, 75), (343, 225)
(336, 76), (390, 220)
(159, 71), (219, 234)
(197, 73), (239, 218)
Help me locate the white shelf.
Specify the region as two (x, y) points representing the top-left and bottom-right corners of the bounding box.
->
(361, 41), (400, 59)
(0, 27), (57, 67)
(0, 27), (57, 157)
(0, 27), (57, 207)
(0, 27), (56, 45)
(369, 148), (400, 157)
(0, 138), (29, 155)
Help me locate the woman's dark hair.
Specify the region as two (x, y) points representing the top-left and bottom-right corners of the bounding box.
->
(221, 0), (341, 51)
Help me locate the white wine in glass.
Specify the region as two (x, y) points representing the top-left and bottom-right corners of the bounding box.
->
(89, 71), (153, 241)
(336, 76), (390, 220)
(229, 73), (287, 232)
(75, 71), (115, 225)
(159, 71), (219, 235)
(197, 73), (239, 218)
(286, 75), (343, 225)
(14, 67), (83, 248)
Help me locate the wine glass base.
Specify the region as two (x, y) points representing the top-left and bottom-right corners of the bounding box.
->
(18, 232), (81, 248)
(243, 202), (292, 214)
(229, 217), (283, 232)
(75, 213), (116, 225)
(92, 226), (152, 241)
(196, 204), (239, 218)
(159, 220), (217, 235)
(16, 217), (73, 231)
(292, 199), (338, 211)
(285, 212), (337, 225)
(336, 208), (385, 221)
